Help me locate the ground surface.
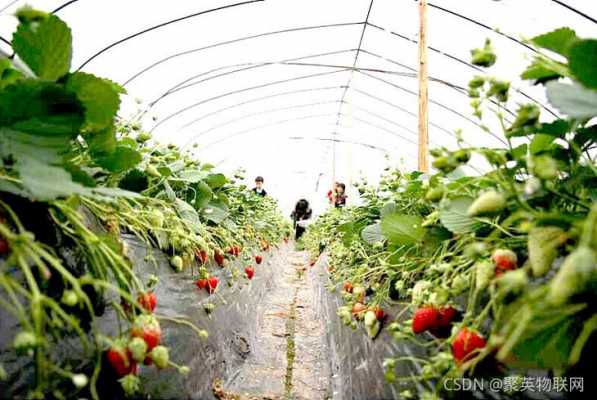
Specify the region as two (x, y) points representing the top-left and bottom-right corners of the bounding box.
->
(218, 250), (331, 400)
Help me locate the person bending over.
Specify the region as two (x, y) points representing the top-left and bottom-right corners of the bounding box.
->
(291, 199), (312, 239)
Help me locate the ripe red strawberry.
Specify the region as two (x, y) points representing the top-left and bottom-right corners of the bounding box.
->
(234, 246), (241, 256)
(106, 341), (136, 377)
(130, 315), (161, 351)
(343, 281), (353, 293)
(451, 328), (486, 364)
(137, 291), (157, 313)
(255, 255), (263, 265)
(195, 278), (208, 290)
(214, 251), (225, 267)
(195, 250), (209, 265)
(412, 306), (440, 334)
(492, 249), (518, 274)
(245, 266), (254, 280)
(207, 276), (219, 293)
(227, 247), (235, 255)
(430, 306), (458, 338)
(372, 306), (385, 320)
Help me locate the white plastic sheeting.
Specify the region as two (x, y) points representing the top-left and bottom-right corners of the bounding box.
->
(1, 0), (596, 213)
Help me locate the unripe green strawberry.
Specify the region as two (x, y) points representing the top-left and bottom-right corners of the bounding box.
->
(467, 190), (506, 217)
(136, 132), (151, 143)
(150, 345), (169, 369)
(532, 155), (558, 180)
(146, 165), (161, 178)
(128, 337), (148, 363)
(496, 269), (528, 295)
(118, 374), (140, 396)
(61, 290), (78, 307)
(170, 255), (183, 271)
(547, 247), (597, 306)
(475, 260), (495, 290)
(451, 274), (469, 294)
(425, 187), (444, 203)
(432, 156), (456, 173)
(471, 39), (496, 67)
(464, 242), (488, 260)
(13, 331), (38, 355)
(365, 318), (381, 338)
(453, 149), (471, 163)
(71, 373), (88, 388)
(364, 310), (377, 327)
(528, 226), (567, 277)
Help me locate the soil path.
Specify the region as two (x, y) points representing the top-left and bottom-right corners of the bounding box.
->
(218, 250), (330, 400)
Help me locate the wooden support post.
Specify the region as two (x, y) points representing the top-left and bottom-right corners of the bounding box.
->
(418, 0), (429, 173)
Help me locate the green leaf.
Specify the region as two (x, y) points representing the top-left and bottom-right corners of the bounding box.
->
(380, 201), (396, 218)
(538, 119), (570, 136)
(530, 134), (554, 155)
(530, 27), (578, 57)
(87, 127), (117, 155)
(0, 127), (68, 163)
(175, 198), (202, 233)
(380, 213), (424, 246)
(439, 197), (481, 234)
(178, 169), (207, 183)
(193, 181), (213, 209)
(12, 14), (72, 81)
(204, 173), (227, 189)
(510, 144), (527, 161)
(361, 222), (383, 244)
(204, 200), (229, 224)
(17, 156), (87, 200)
(0, 58), (24, 89)
(546, 81), (597, 119)
(568, 39), (597, 90)
(0, 79), (83, 135)
(521, 58), (562, 82)
(95, 146), (141, 173)
(66, 72), (121, 131)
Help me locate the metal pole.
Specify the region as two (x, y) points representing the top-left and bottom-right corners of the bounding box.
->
(418, 0), (429, 172)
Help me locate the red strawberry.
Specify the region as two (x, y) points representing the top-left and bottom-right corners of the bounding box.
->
(309, 260), (316, 267)
(106, 341), (136, 377)
(214, 251), (225, 267)
(373, 306), (385, 320)
(130, 315), (161, 351)
(430, 306), (458, 338)
(412, 306), (440, 334)
(245, 266), (254, 280)
(492, 249), (518, 274)
(227, 247), (235, 255)
(0, 237), (9, 255)
(343, 281), (353, 293)
(255, 255), (263, 264)
(137, 291), (157, 313)
(195, 278), (208, 290)
(451, 328), (486, 364)
(234, 246), (241, 256)
(207, 276), (219, 293)
(195, 250), (209, 265)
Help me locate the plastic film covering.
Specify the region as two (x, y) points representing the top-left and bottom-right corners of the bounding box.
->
(0, 1), (596, 212)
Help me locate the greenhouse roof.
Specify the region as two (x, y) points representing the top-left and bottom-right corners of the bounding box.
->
(1, 0), (596, 212)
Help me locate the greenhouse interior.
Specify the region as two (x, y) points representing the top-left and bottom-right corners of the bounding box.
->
(0, 0), (596, 399)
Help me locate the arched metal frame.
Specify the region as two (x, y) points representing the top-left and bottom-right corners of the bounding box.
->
(1, 0), (595, 186)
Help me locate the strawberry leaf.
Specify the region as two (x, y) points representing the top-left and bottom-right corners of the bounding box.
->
(12, 14), (72, 81)
(568, 39), (597, 90)
(66, 72), (121, 131)
(380, 213), (424, 246)
(530, 27), (578, 57)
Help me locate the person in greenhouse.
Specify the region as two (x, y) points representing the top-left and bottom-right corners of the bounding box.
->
(251, 176), (267, 197)
(290, 199), (312, 239)
(333, 183), (347, 208)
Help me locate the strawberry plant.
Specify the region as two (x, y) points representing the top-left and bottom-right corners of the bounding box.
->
(304, 27), (596, 398)
(0, 7), (288, 399)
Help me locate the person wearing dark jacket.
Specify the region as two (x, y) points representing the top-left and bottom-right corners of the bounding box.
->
(291, 199), (312, 239)
(252, 176), (267, 197)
